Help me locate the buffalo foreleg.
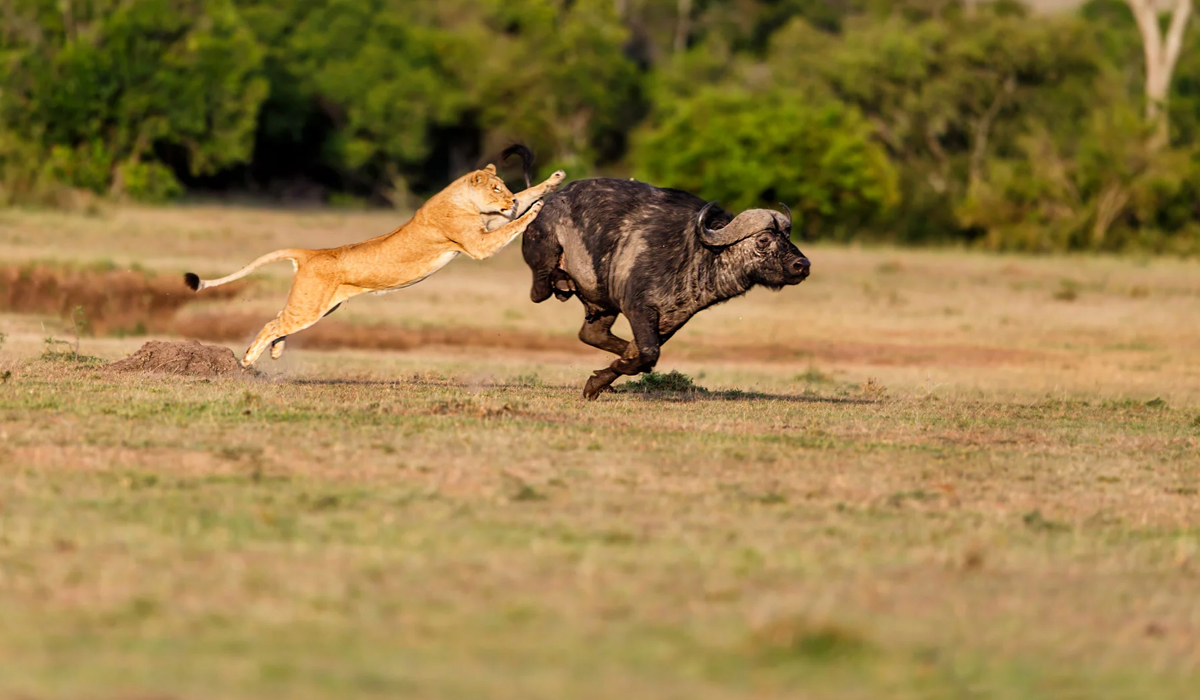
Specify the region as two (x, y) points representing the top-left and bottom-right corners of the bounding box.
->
(550, 267), (576, 301)
(582, 310), (661, 401)
(578, 311), (628, 357)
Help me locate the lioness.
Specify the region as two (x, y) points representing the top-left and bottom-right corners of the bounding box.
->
(185, 154), (565, 368)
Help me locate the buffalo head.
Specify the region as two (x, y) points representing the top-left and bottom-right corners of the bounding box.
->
(697, 201), (811, 289)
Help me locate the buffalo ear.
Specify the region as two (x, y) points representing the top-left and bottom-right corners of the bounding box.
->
(470, 171), (486, 186)
(484, 164), (497, 174)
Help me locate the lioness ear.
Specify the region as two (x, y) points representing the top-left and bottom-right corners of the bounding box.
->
(484, 164), (497, 174)
(470, 171), (486, 186)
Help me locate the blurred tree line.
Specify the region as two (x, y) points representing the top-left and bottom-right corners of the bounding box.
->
(3, 0), (1200, 252)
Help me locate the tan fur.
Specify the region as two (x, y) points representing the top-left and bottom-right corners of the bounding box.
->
(187, 165), (566, 367)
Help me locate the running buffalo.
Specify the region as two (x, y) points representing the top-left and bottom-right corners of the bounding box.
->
(521, 178), (811, 400)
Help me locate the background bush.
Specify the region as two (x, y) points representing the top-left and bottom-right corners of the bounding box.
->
(1, 0), (266, 201)
(635, 89), (897, 238)
(2, 0), (1199, 252)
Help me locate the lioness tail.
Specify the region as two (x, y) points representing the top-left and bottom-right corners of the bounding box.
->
(184, 248), (313, 292)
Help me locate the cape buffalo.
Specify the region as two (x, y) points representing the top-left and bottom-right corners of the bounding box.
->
(521, 178), (811, 400)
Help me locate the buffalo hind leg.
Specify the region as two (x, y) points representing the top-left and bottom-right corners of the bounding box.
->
(578, 312), (627, 397)
(583, 310), (662, 400)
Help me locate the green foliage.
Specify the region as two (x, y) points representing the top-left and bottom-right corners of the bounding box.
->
(232, 0), (641, 196)
(434, 0), (645, 176)
(765, 9), (1106, 242)
(1, 0), (266, 200)
(635, 88), (897, 236)
(284, 0), (466, 176)
(40, 335), (103, 365)
(3, 0), (1200, 252)
(116, 160), (185, 203)
(960, 92), (1200, 254)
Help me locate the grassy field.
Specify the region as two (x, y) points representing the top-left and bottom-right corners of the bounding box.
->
(1, 204), (1199, 699)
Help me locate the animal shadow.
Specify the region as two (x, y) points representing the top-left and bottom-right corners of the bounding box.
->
(614, 388), (878, 405)
(286, 377), (877, 405)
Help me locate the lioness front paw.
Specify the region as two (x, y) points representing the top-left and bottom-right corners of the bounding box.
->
(524, 200), (545, 217)
(548, 170), (566, 187)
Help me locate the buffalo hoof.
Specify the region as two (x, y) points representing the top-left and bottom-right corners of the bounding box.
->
(551, 270), (575, 302)
(583, 373), (616, 401)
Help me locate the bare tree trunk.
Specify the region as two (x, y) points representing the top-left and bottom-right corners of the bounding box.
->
(61, 0), (75, 41)
(969, 74), (1016, 189)
(924, 125), (951, 194)
(1091, 183), (1131, 247)
(673, 0), (692, 55)
(1127, 0), (1193, 150)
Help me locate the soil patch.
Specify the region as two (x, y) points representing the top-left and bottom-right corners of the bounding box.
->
(105, 340), (257, 378)
(175, 312), (1040, 367)
(1, 263), (1040, 369)
(175, 313), (587, 355)
(0, 264), (246, 335)
(700, 338), (1043, 367)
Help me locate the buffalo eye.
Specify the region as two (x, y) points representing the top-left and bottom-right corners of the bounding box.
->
(755, 233), (772, 249)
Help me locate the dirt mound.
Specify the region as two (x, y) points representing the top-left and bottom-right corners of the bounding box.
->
(105, 340), (256, 378)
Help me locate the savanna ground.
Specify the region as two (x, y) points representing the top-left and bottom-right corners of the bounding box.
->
(0, 204), (1198, 699)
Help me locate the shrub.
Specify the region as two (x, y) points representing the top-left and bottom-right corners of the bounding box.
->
(633, 88), (898, 238)
(0, 0), (266, 202)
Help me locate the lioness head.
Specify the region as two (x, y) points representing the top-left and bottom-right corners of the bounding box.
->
(469, 164), (519, 220)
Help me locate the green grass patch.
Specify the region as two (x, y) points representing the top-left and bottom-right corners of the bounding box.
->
(618, 370), (707, 394)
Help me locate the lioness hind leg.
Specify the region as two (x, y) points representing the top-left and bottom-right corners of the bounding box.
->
(243, 317), (283, 367)
(242, 274), (348, 367)
(267, 300), (338, 362)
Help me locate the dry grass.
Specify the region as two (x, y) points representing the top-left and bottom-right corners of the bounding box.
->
(1, 204), (1199, 699)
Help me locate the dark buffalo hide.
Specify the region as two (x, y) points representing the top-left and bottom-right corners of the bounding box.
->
(522, 178), (810, 399)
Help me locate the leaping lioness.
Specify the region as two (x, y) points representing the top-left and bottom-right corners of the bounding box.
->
(184, 147), (564, 367)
